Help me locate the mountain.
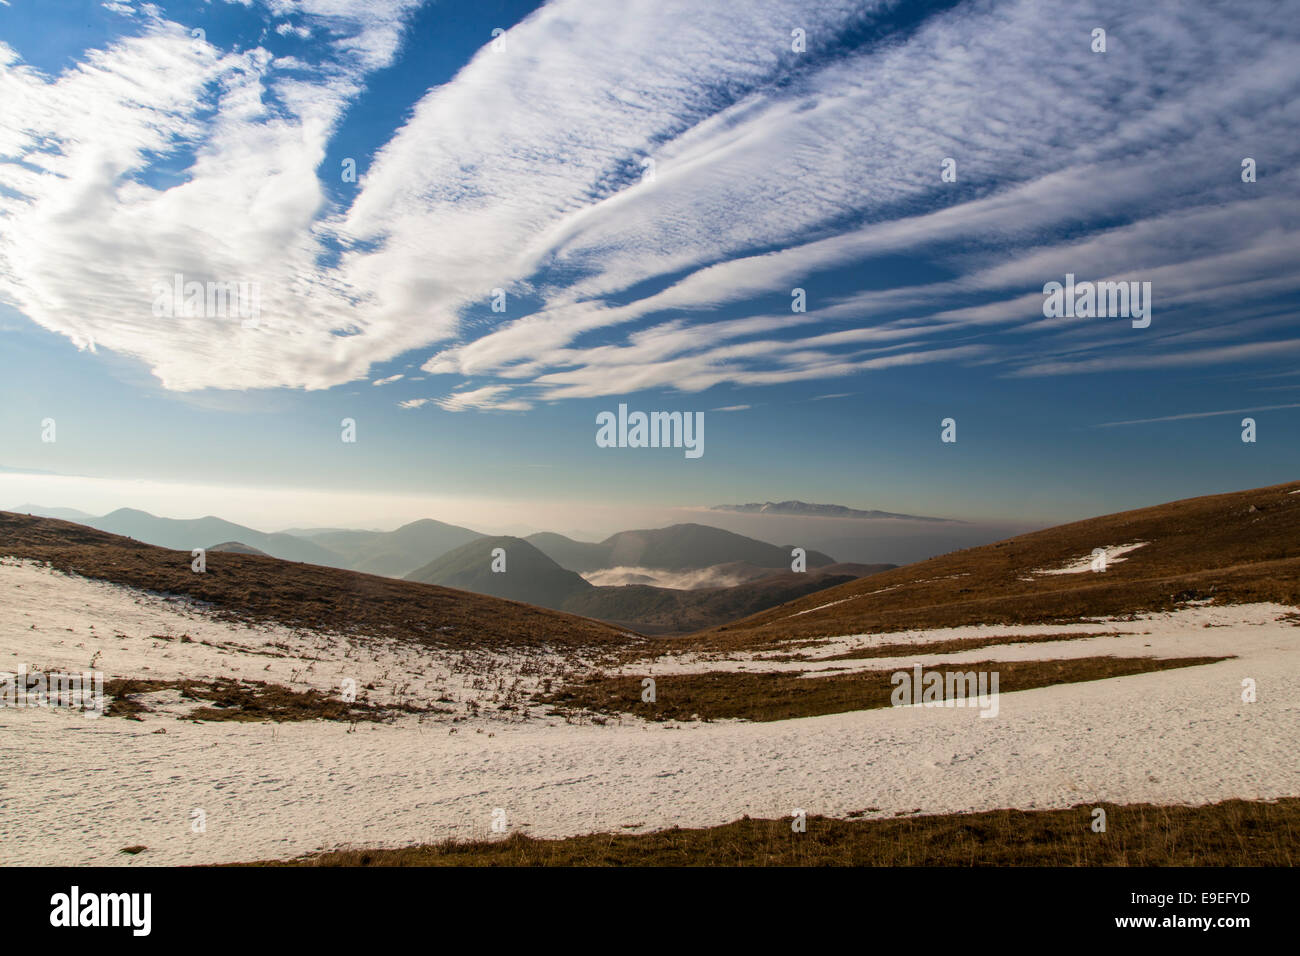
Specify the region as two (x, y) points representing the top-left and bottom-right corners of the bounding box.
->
(695, 481), (1300, 648)
(524, 532), (615, 572)
(9, 504), (95, 521)
(0, 512), (629, 650)
(603, 523), (835, 570)
(710, 500), (952, 521)
(82, 508), (344, 567)
(302, 518), (482, 578)
(406, 536), (594, 608)
(12, 508), (477, 577)
(411, 534), (891, 633)
(208, 541), (270, 556)
(528, 523), (836, 573)
(277, 526), (378, 536)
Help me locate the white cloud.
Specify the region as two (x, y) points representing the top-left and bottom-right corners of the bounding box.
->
(435, 386), (533, 412)
(0, 0), (1297, 405)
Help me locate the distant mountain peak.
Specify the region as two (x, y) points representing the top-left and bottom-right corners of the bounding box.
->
(710, 500), (954, 522)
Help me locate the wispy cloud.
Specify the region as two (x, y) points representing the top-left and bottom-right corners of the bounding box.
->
(1, 0), (1297, 408)
(1094, 403), (1300, 428)
(435, 386), (532, 412)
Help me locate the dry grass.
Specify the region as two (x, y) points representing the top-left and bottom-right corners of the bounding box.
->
(103, 676), (446, 722)
(766, 631), (1127, 662)
(239, 797), (1300, 866)
(0, 512), (640, 652)
(536, 655), (1229, 722)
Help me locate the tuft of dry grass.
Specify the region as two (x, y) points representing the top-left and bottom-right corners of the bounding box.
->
(237, 797), (1300, 866)
(536, 655), (1229, 722)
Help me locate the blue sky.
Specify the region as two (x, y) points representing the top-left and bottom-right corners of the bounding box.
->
(0, 0), (1297, 535)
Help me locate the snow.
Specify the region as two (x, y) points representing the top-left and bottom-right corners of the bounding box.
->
(1033, 542), (1149, 576)
(2, 558), (1298, 866)
(641, 602), (1294, 676)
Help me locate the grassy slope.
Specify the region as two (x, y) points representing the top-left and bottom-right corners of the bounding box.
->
(687, 481), (1300, 651)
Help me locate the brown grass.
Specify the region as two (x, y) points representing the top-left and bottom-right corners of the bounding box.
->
(766, 631), (1127, 662)
(0, 512), (640, 652)
(536, 655), (1229, 722)
(103, 676), (443, 722)
(237, 797), (1300, 866)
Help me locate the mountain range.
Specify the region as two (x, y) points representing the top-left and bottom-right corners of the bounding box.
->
(10, 482), (1296, 642)
(709, 500), (953, 521)
(5, 506), (891, 634)
(404, 534), (890, 634)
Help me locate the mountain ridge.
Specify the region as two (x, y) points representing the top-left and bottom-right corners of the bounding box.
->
(710, 500), (954, 522)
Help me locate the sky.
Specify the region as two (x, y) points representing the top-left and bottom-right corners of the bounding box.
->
(0, 0), (1297, 539)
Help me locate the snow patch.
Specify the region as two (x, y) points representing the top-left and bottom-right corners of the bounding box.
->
(1033, 542), (1149, 576)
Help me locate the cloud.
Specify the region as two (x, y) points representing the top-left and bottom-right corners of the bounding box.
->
(434, 386), (532, 412)
(0, 0), (1297, 407)
(1012, 339), (1300, 378)
(1094, 403), (1300, 428)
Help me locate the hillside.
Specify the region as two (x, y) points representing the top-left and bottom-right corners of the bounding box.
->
(604, 523), (835, 570)
(304, 518), (482, 577)
(688, 481), (1300, 650)
(406, 536), (594, 608)
(527, 523), (835, 573)
(0, 512), (633, 650)
(523, 532), (611, 572)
